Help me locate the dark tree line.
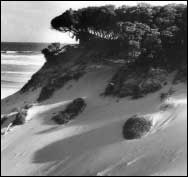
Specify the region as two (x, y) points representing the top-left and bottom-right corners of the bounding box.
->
(51, 3), (187, 68)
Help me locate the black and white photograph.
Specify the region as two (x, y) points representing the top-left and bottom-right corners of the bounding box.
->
(1, 1), (187, 176)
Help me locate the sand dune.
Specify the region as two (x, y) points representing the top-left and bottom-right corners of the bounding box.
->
(1, 66), (187, 176)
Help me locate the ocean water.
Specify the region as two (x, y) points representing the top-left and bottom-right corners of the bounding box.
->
(1, 42), (48, 99)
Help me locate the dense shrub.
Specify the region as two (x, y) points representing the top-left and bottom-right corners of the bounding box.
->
(42, 43), (61, 56)
(52, 98), (86, 124)
(51, 4), (187, 69)
(41, 43), (62, 63)
(104, 67), (167, 98)
(65, 98), (86, 114)
(38, 70), (85, 102)
(52, 114), (69, 125)
(123, 115), (152, 139)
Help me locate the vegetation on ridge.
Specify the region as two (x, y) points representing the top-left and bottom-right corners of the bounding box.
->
(37, 68), (85, 102)
(103, 66), (168, 98)
(19, 4), (187, 101)
(51, 3), (187, 69)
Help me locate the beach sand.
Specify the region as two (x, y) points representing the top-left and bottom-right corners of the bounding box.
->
(1, 65), (187, 176)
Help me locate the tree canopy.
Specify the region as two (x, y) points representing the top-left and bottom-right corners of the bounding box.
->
(51, 4), (187, 68)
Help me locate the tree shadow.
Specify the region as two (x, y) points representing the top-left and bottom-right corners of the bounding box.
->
(33, 119), (124, 163)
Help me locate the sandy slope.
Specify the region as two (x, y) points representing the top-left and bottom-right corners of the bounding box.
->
(1, 66), (187, 176)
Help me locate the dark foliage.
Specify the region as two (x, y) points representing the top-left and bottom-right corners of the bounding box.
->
(51, 4), (187, 68)
(65, 98), (86, 114)
(52, 98), (86, 124)
(41, 43), (62, 63)
(37, 70), (85, 102)
(123, 115), (152, 140)
(104, 66), (167, 98)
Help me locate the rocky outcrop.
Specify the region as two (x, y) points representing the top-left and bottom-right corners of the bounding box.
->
(52, 98), (86, 124)
(123, 115), (152, 140)
(104, 66), (168, 99)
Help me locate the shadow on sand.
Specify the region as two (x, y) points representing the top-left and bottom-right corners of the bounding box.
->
(33, 119), (124, 164)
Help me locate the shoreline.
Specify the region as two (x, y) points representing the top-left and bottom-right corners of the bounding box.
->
(1, 86), (19, 100)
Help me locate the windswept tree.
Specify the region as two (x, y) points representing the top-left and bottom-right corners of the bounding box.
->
(50, 4), (187, 67)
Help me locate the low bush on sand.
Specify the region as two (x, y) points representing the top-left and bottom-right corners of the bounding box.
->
(123, 115), (152, 140)
(52, 98), (86, 124)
